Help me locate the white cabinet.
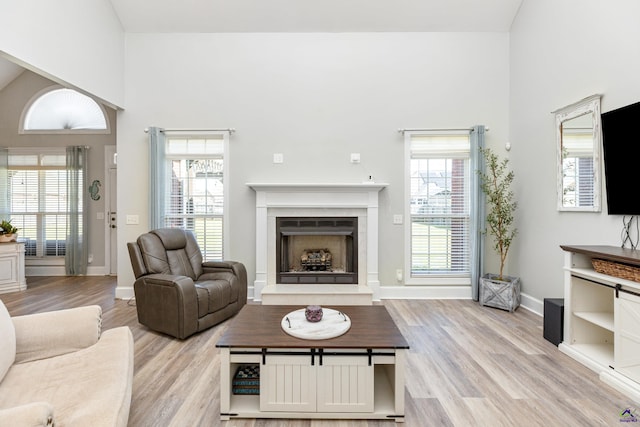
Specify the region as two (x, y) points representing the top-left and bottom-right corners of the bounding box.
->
(560, 245), (640, 402)
(0, 242), (26, 293)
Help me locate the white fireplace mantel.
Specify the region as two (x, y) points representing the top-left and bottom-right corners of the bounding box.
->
(248, 182), (388, 305)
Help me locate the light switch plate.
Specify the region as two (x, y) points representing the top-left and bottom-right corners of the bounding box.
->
(273, 153), (284, 164)
(126, 215), (139, 225)
(393, 214), (403, 224)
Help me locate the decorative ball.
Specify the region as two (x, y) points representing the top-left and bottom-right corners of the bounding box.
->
(305, 305), (323, 322)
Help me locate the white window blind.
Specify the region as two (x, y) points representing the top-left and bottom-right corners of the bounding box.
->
(163, 134), (225, 261)
(23, 88), (107, 131)
(8, 149), (68, 257)
(409, 133), (471, 277)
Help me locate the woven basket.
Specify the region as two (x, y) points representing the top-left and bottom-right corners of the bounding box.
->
(592, 258), (640, 282)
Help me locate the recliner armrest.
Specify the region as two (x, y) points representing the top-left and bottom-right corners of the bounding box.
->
(202, 260), (248, 305)
(12, 306), (102, 364)
(133, 274), (199, 339)
(202, 260), (235, 270)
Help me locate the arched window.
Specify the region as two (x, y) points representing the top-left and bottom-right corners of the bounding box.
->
(21, 87), (109, 132)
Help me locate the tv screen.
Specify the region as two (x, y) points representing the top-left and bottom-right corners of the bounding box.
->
(601, 101), (640, 215)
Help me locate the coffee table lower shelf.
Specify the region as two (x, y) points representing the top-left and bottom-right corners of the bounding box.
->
(219, 348), (406, 422)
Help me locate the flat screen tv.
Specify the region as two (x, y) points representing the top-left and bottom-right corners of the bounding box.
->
(601, 101), (640, 215)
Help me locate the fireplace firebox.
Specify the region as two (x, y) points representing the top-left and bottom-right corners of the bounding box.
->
(276, 217), (358, 284)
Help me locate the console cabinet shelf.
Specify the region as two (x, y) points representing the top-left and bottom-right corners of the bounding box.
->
(560, 245), (640, 402)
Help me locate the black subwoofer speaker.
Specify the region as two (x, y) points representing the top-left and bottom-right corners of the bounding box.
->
(543, 298), (564, 346)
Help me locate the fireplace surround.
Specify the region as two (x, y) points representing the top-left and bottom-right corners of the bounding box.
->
(248, 182), (387, 305)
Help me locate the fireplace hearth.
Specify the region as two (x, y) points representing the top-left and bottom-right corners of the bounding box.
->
(276, 217), (358, 284)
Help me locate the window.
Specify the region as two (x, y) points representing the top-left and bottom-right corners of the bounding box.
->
(21, 87), (108, 132)
(8, 148), (69, 258)
(405, 132), (471, 283)
(161, 133), (227, 261)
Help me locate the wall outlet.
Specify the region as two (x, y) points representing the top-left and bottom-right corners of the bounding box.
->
(273, 153), (284, 164)
(396, 269), (403, 282)
(88, 253), (93, 264)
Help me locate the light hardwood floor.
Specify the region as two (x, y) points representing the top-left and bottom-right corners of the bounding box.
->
(1, 276), (635, 426)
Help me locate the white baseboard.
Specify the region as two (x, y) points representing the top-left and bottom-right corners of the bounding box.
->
(26, 265), (107, 276)
(115, 286), (135, 300)
(377, 285), (543, 317)
(520, 292), (543, 316)
(378, 285), (472, 300)
(150, 281), (544, 318)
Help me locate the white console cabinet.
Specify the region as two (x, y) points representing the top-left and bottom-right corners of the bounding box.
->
(560, 245), (640, 402)
(0, 242), (26, 293)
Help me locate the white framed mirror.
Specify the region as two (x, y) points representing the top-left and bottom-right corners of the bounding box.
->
(554, 94), (602, 212)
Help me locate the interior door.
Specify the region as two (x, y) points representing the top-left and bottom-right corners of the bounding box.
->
(108, 167), (117, 275)
(105, 145), (117, 276)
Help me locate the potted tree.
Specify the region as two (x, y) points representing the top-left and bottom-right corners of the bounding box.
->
(478, 147), (520, 312)
(0, 219), (19, 243)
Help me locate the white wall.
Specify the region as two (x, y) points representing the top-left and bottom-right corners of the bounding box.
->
(0, 0), (124, 108)
(509, 0), (640, 303)
(116, 32), (510, 298)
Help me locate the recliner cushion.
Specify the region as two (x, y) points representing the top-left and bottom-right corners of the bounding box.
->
(195, 280), (232, 315)
(151, 228), (187, 250)
(151, 229), (204, 278)
(137, 229), (204, 280)
(199, 271), (239, 302)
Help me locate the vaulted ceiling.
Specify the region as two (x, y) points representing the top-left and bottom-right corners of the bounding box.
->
(108, 0), (523, 33)
(0, 0), (523, 92)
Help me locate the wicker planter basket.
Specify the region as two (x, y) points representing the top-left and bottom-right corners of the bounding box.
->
(592, 258), (640, 282)
(479, 274), (521, 312)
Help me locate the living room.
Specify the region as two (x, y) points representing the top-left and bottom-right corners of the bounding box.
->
(1, 0), (640, 425)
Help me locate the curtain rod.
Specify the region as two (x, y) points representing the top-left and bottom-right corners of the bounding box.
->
(144, 127), (236, 134)
(397, 127), (489, 134)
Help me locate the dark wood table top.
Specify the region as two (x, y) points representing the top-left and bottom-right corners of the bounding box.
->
(560, 245), (640, 266)
(216, 304), (409, 349)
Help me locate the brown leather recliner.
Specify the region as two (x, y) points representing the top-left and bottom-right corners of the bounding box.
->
(127, 228), (247, 339)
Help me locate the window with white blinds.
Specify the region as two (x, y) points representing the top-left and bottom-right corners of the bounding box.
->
(8, 149), (68, 257)
(163, 135), (225, 261)
(408, 133), (471, 278)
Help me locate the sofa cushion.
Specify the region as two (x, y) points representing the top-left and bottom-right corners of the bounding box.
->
(0, 300), (16, 382)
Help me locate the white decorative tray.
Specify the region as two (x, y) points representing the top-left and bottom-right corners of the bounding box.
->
(281, 308), (351, 340)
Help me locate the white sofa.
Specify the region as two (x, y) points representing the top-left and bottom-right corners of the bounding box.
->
(0, 300), (134, 427)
